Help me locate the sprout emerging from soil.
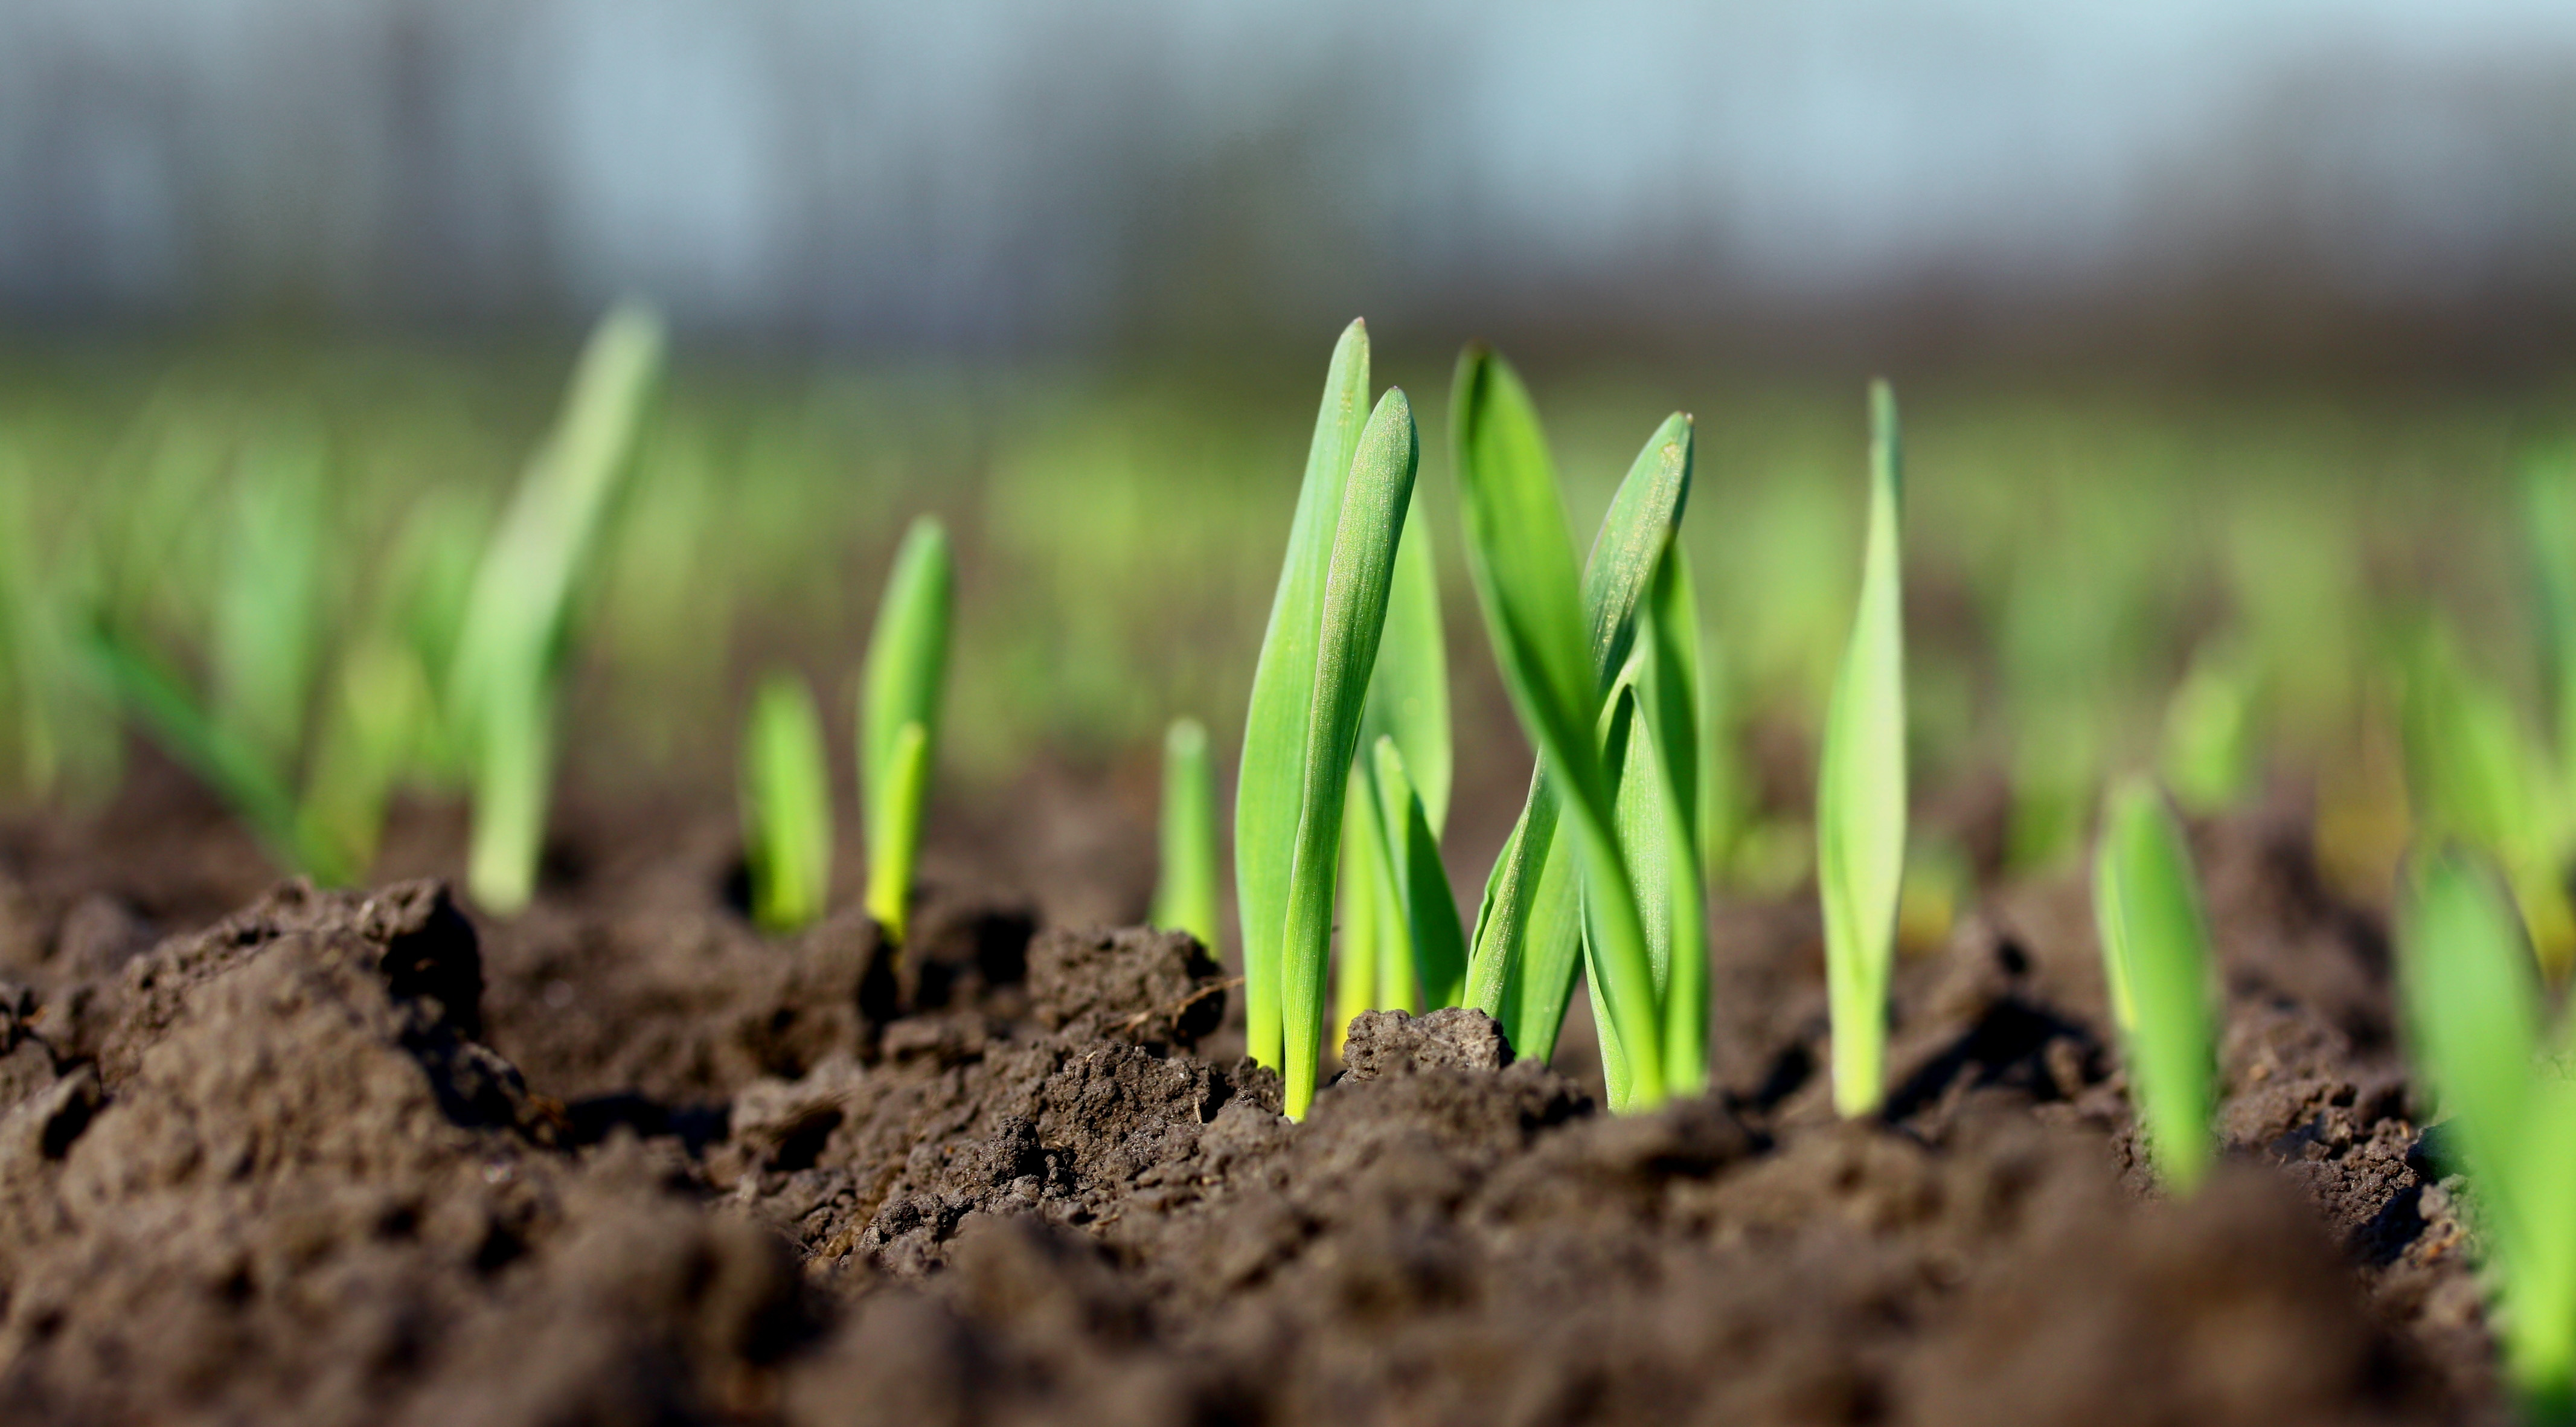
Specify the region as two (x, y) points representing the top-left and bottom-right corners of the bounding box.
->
(1817, 380), (1908, 1118)
(741, 671), (833, 934)
(859, 516), (953, 946)
(2089, 777), (2217, 1193)
(85, 428), (369, 885)
(1450, 345), (1692, 1111)
(1336, 480), (1454, 1032)
(1267, 388), (1419, 1120)
(1152, 716), (1220, 954)
(2398, 850), (2576, 1420)
(1237, 319), (1373, 1083)
(450, 302), (666, 914)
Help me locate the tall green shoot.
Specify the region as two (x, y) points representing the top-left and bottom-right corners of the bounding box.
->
(1152, 716), (1220, 952)
(2397, 851), (2576, 1419)
(1450, 347), (1686, 1111)
(1274, 391), (1420, 1118)
(1335, 485), (1453, 1026)
(1459, 396), (1694, 1083)
(1237, 320), (1371, 1073)
(450, 303), (665, 913)
(2091, 778), (2218, 1193)
(1818, 380), (1908, 1118)
(860, 517), (953, 945)
(742, 672), (833, 934)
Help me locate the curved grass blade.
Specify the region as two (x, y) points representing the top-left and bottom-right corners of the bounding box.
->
(1373, 736), (1468, 1010)
(1450, 348), (1682, 1109)
(1818, 380), (1908, 1118)
(1238, 320), (1371, 1072)
(452, 302), (665, 912)
(1278, 389), (1419, 1119)
(86, 620), (350, 884)
(2397, 851), (2576, 1415)
(742, 672), (833, 934)
(2091, 778), (2217, 1193)
(859, 518), (953, 944)
(1152, 716), (1220, 953)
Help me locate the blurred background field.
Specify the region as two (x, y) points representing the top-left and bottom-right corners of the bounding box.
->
(5, 1), (2576, 920)
(1, 335), (2569, 909)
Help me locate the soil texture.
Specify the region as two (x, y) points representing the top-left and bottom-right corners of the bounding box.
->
(0, 778), (2512, 1426)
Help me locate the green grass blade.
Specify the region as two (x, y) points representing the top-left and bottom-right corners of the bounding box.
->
(1818, 379), (1909, 1118)
(1360, 486), (1452, 834)
(1450, 348), (1682, 1110)
(86, 621), (347, 883)
(1491, 797), (1586, 1063)
(451, 302), (665, 912)
(2396, 850), (2575, 1411)
(742, 672), (834, 934)
(1644, 549), (1709, 1094)
(2091, 779), (2218, 1193)
(865, 720), (930, 942)
(1278, 388), (1419, 1119)
(1238, 319), (1371, 1072)
(2395, 620), (2575, 972)
(300, 634), (431, 878)
(859, 516), (953, 944)
(1334, 775), (1386, 1051)
(211, 429), (326, 772)
(1461, 397), (1696, 1040)
(1151, 717), (1220, 953)
(1374, 736), (1468, 1010)
(2160, 640), (2259, 815)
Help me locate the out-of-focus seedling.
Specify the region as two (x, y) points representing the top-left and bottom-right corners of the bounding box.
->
(1817, 380), (1908, 1118)
(2091, 777), (2218, 1193)
(859, 516), (953, 946)
(741, 672), (833, 934)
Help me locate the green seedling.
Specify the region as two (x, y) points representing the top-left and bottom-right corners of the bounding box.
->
(1152, 716), (1220, 953)
(859, 516), (953, 945)
(1334, 483), (1455, 1030)
(1334, 760), (1400, 1042)
(1238, 320), (1373, 1077)
(1450, 345), (1689, 1111)
(2091, 778), (2219, 1193)
(2395, 619), (2576, 975)
(85, 621), (352, 882)
(1817, 380), (1908, 1118)
(212, 429), (327, 771)
(85, 427), (363, 883)
(1370, 734), (1469, 1011)
(450, 303), (665, 913)
(740, 672), (833, 933)
(1270, 390), (1419, 1118)
(2397, 851), (2576, 1420)
(2161, 638), (2261, 815)
(299, 633), (433, 876)
(1598, 543), (1709, 1095)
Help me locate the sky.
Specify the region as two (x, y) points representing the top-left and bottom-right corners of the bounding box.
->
(2, 0), (2572, 350)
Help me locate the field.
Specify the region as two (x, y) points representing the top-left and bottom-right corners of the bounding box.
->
(0, 327), (2563, 1422)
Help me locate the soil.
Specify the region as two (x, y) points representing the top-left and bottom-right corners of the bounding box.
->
(0, 758), (2513, 1426)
